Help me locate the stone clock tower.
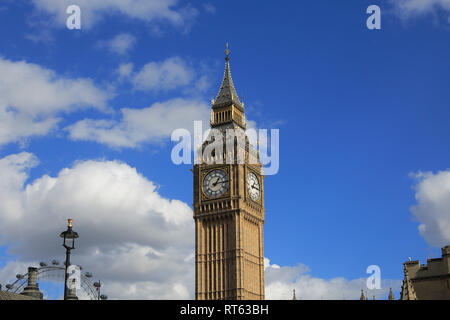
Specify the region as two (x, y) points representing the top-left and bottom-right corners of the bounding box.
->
(193, 45), (265, 300)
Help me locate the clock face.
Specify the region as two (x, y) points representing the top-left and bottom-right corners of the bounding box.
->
(247, 172), (260, 201)
(203, 169), (229, 198)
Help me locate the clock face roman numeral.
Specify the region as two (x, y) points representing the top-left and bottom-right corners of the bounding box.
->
(203, 169), (229, 198)
(247, 172), (260, 201)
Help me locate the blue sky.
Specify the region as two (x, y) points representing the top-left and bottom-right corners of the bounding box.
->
(0, 0), (449, 300)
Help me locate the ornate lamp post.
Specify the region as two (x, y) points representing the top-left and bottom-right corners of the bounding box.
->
(60, 218), (79, 300)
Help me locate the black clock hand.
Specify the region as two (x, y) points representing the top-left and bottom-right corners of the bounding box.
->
(251, 185), (260, 191)
(216, 180), (229, 185)
(212, 177), (220, 186)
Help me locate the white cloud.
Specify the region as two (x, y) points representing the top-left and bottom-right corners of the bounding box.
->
(0, 152), (194, 299)
(0, 58), (109, 115)
(25, 29), (54, 44)
(132, 57), (194, 91)
(410, 170), (450, 247)
(31, 0), (198, 29)
(99, 33), (137, 55)
(121, 57), (211, 93)
(0, 57), (110, 146)
(390, 0), (450, 18)
(203, 4), (216, 14)
(0, 151), (407, 300)
(117, 63), (134, 79)
(66, 98), (210, 148)
(264, 258), (400, 300)
(194, 75), (210, 92)
(0, 153), (402, 299)
(0, 111), (60, 147)
(0, 261), (36, 288)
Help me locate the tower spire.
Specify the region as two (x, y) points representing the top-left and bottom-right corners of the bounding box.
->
(212, 43), (243, 111)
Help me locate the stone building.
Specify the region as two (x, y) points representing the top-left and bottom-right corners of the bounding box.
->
(0, 290), (41, 300)
(400, 245), (450, 300)
(193, 44), (265, 300)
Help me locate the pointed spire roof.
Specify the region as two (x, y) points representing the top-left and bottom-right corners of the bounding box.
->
(212, 43), (243, 111)
(360, 289), (366, 300)
(400, 264), (417, 300)
(388, 287), (395, 300)
(292, 289), (297, 300)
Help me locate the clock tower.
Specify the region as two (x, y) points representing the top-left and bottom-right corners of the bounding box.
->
(193, 44), (265, 300)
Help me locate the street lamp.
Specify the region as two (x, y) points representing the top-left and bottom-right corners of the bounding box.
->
(60, 218), (79, 300)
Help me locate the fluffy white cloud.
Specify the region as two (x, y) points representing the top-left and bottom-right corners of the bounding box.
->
(66, 98), (210, 148)
(410, 170), (450, 247)
(118, 57), (211, 93)
(99, 33), (137, 55)
(264, 258), (400, 300)
(0, 261), (36, 289)
(117, 63), (134, 79)
(31, 0), (198, 29)
(0, 112), (60, 147)
(0, 153), (402, 300)
(391, 0), (450, 17)
(0, 57), (110, 146)
(0, 58), (109, 115)
(0, 152), (194, 299)
(132, 57), (194, 91)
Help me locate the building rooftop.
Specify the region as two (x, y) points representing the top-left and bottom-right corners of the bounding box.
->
(0, 290), (41, 300)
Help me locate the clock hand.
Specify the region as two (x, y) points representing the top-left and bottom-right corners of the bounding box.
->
(251, 185), (260, 191)
(212, 177), (220, 186)
(216, 180), (229, 185)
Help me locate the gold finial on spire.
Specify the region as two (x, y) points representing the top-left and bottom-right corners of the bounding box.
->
(225, 43), (230, 61)
(68, 218), (73, 228)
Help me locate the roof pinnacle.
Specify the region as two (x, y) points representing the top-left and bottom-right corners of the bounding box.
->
(388, 287), (395, 300)
(212, 43), (243, 111)
(225, 43), (230, 61)
(360, 289), (366, 300)
(400, 264), (417, 300)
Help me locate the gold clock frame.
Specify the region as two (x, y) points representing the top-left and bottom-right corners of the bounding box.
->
(201, 166), (230, 201)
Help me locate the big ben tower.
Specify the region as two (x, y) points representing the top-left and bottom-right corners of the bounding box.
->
(193, 44), (265, 300)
